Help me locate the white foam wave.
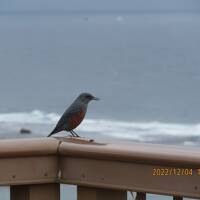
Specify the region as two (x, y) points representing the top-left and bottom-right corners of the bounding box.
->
(0, 110), (200, 142)
(0, 110), (59, 124)
(78, 119), (200, 141)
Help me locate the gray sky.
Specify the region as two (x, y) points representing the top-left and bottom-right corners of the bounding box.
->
(0, 0), (200, 12)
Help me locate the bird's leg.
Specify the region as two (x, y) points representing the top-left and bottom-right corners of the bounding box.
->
(69, 130), (75, 137)
(72, 130), (80, 137)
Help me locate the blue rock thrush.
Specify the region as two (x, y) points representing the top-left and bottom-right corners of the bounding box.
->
(48, 93), (99, 137)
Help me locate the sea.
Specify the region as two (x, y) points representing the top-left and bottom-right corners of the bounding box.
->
(0, 10), (199, 199)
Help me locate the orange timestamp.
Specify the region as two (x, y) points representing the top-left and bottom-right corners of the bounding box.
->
(152, 168), (193, 176)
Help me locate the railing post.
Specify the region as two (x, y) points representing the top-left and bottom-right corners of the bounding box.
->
(136, 192), (146, 200)
(173, 196), (183, 200)
(77, 186), (127, 200)
(10, 183), (60, 200)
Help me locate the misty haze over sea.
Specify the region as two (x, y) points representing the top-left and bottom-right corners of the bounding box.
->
(0, 11), (199, 147)
(0, 1), (200, 199)
(0, 0), (200, 146)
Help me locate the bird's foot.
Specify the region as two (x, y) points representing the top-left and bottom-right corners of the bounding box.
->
(71, 130), (80, 137)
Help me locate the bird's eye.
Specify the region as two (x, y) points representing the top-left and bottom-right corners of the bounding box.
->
(86, 95), (91, 99)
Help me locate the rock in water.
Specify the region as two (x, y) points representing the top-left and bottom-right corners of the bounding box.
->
(20, 128), (31, 134)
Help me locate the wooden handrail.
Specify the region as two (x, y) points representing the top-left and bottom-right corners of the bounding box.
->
(58, 138), (200, 167)
(0, 137), (199, 199)
(0, 137), (199, 166)
(0, 138), (59, 157)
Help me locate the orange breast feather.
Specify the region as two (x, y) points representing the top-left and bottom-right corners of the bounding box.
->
(68, 110), (85, 130)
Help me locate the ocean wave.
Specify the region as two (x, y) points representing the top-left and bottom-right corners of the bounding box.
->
(0, 110), (59, 124)
(0, 110), (200, 143)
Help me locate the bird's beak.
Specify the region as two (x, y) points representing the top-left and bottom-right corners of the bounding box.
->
(93, 96), (100, 101)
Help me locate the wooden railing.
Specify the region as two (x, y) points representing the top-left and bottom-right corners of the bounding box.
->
(0, 137), (199, 200)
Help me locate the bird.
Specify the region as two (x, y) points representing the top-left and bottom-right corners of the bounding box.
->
(48, 93), (99, 137)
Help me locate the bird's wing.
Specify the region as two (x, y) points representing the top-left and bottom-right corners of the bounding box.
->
(49, 103), (81, 135)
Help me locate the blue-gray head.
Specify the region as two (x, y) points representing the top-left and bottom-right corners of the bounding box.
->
(77, 93), (99, 104)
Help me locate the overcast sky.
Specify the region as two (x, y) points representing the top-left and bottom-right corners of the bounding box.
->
(0, 0), (200, 12)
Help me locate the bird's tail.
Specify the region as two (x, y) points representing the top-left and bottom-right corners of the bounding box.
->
(47, 132), (53, 137)
(47, 128), (57, 137)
